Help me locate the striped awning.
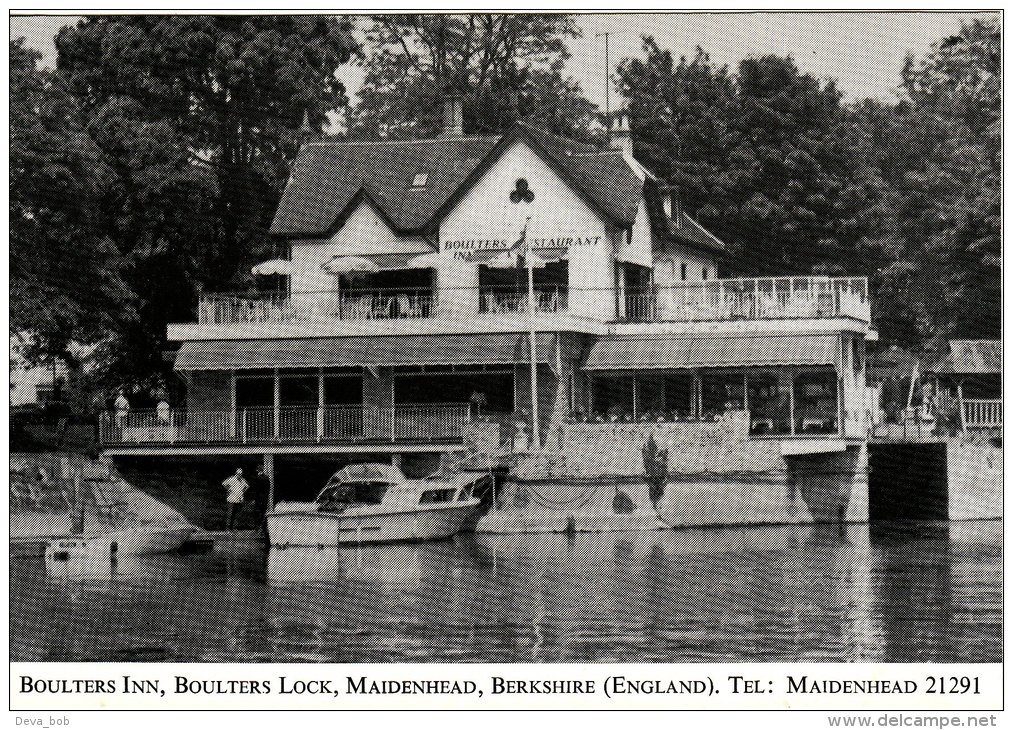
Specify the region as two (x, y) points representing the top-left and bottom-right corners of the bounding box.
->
(583, 334), (841, 371)
(175, 333), (558, 371)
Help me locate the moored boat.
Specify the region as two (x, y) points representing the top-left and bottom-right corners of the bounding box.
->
(267, 463), (489, 547)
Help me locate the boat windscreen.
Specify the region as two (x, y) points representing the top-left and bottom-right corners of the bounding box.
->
(332, 463), (406, 484)
(318, 482), (387, 508)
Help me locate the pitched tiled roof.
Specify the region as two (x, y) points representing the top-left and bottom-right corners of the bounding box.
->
(929, 340), (1001, 375)
(643, 180), (726, 255)
(270, 135), (501, 236)
(514, 123), (642, 225)
(270, 121), (649, 237)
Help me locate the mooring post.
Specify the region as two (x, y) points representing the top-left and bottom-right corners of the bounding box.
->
(72, 465), (85, 535)
(264, 453), (275, 511)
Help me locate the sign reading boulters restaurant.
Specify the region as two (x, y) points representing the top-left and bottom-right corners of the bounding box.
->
(441, 235), (602, 259)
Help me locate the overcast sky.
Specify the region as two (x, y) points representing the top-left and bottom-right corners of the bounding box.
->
(11, 12), (996, 108)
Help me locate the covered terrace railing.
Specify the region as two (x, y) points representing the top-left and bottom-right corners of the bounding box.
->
(199, 288), (440, 325)
(99, 404), (472, 447)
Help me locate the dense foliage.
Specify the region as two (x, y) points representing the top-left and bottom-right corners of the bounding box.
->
(47, 16), (356, 381)
(349, 14), (597, 139)
(617, 19), (999, 349)
(10, 39), (132, 368)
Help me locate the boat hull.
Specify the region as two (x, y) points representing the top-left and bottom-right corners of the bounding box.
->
(44, 527), (195, 559)
(267, 501), (481, 547)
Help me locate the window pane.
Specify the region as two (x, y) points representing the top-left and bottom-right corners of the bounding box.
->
(591, 375), (634, 417)
(702, 372), (744, 414)
(663, 373), (693, 416)
(324, 376), (362, 406)
(279, 377), (318, 407)
(636, 374), (665, 416)
(235, 378), (273, 408)
(395, 372), (514, 412)
(748, 375), (790, 435)
(794, 370), (839, 434)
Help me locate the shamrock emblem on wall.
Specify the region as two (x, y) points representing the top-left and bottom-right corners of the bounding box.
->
(510, 178), (535, 204)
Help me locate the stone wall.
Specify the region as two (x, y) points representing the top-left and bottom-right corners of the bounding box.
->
(475, 411), (869, 533)
(513, 411), (783, 479)
(947, 441), (1002, 521)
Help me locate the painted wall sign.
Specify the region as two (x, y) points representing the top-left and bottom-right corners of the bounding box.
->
(441, 235), (602, 252)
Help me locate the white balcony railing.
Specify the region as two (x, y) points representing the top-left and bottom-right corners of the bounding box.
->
(194, 277), (869, 326)
(99, 405), (472, 446)
(626, 277), (870, 323)
(198, 288), (439, 325)
(962, 399), (1002, 429)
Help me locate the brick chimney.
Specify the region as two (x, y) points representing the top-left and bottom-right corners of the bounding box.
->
(610, 109), (633, 157)
(441, 95), (464, 137)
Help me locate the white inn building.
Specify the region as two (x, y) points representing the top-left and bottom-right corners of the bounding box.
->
(102, 99), (873, 519)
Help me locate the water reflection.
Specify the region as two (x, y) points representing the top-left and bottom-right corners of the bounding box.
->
(11, 522), (1001, 663)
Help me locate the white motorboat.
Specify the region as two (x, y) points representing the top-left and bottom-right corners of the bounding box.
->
(37, 461), (195, 560)
(267, 463), (490, 547)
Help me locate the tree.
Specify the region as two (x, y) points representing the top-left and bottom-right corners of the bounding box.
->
(617, 41), (737, 215)
(619, 42), (889, 279)
(852, 18), (1000, 348)
(349, 14), (597, 139)
(10, 38), (132, 368)
(897, 19), (1000, 343)
(52, 16), (358, 382)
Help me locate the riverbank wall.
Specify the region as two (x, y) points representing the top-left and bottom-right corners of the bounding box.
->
(477, 411), (868, 534)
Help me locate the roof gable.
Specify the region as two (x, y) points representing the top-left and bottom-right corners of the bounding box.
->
(270, 135), (500, 237)
(271, 121), (651, 238)
(930, 340), (1001, 375)
(643, 179), (725, 255)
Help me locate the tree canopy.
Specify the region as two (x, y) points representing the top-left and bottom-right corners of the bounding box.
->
(618, 21), (999, 350)
(349, 14), (597, 139)
(51, 16), (357, 380)
(618, 43), (889, 280)
(10, 38), (132, 368)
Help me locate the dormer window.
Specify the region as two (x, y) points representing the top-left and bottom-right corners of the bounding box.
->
(411, 173), (428, 188)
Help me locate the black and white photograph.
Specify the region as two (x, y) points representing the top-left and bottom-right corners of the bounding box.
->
(9, 9), (1002, 710)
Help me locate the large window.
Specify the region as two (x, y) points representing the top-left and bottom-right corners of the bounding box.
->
(701, 372), (745, 414)
(340, 269), (435, 318)
(324, 375), (362, 406)
(479, 260), (568, 313)
(591, 375), (635, 418)
(394, 369), (514, 413)
(588, 372), (694, 420)
(618, 262), (653, 320)
(748, 375), (790, 435)
(235, 377), (273, 409)
(793, 370), (839, 434)
(279, 376), (318, 407)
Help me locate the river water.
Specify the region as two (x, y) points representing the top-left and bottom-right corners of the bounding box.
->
(11, 521), (1001, 663)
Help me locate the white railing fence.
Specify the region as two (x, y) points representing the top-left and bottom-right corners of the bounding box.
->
(100, 404), (472, 446)
(196, 277), (869, 325)
(962, 399), (1002, 429)
(638, 277), (870, 322)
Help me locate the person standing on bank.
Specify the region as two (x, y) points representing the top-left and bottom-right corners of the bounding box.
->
(222, 468), (250, 531)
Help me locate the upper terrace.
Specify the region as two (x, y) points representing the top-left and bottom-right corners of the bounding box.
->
(192, 276), (870, 329)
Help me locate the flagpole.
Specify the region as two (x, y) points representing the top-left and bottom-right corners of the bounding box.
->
(528, 244), (541, 451)
(516, 216), (540, 451)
